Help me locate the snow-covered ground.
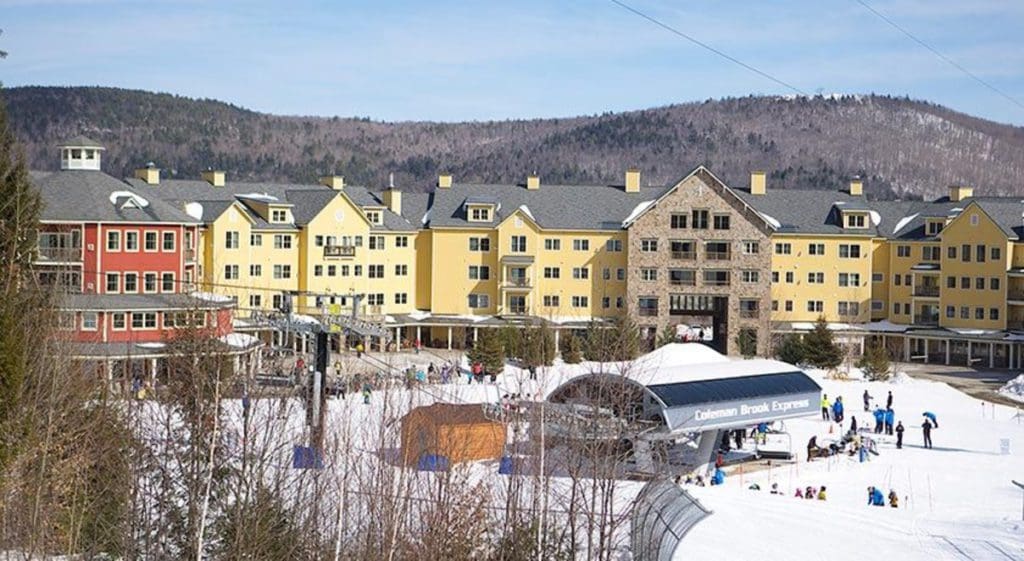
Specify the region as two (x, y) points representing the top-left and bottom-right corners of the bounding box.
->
(1000, 374), (1024, 404)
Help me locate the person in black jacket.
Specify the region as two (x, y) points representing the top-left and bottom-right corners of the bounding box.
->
(886, 390), (893, 409)
(921, 418), (933, 449)
(895, 421), (904, 449)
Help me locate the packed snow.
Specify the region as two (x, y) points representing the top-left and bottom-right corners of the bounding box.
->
(184, 201), (204, 220)
(893, 213), (920, 235)
(190, 291), (236, 303)
(999, 374), (1024, 403)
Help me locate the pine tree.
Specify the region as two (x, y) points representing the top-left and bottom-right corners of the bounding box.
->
(857, 341), (891, 381)
(655, 325), (677, 348)
(802, 316), (842, 370)
(561, 333), (582, 364)
(467, 329), (505, 375)
(775, 334), (806, 365)
(583, 317), (641, 362)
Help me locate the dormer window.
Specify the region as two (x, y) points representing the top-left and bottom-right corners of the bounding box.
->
(844, 212), (867, 229)
(926, 219), (943, 236)
(365, 210), (383, 225)
(271, 209), (288, 223)
(471, 207), (490, 221)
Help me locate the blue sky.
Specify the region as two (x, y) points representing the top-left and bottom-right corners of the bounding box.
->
(2, 0), (1023, 125)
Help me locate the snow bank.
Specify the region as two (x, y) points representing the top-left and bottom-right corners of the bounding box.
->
(634, 342), (728, 368)
(997, 374), (1024, 403)
(889, 371), (914, 385)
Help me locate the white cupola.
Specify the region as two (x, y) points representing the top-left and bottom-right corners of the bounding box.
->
(58, 135), (105, 171)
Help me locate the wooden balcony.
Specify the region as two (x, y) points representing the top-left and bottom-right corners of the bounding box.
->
(35, 247), (82, 263)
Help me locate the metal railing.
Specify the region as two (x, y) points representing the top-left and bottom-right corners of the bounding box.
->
(671, 251), (696, 260)
(913, 314), (939, 326)
(913, 286), (940, 297)
(324, 245), (357, 258)
(506, 306), (529, 315)
(35, 247), (82, 262)
(1008, 290), (1024, 301)
(184, 248), (197, 262)
(1007, 320), (1024, 330)
(705, 251), (731, 261)
(504, 277), (530, 288)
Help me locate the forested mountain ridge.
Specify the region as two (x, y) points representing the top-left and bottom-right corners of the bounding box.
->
(5, 86), (1024, 199)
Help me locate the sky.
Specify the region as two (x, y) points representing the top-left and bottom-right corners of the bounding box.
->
(1, 0), (1023, 125)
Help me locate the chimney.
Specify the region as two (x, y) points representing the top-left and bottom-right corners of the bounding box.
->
(201, 169), (225, 187)
(750, 171), (766, 195)
(849, 177), (863, 196)
(625, 168), (641, 193)
(526, 173), (540, 190)
(383, 188), (402, 216)
(320, 175), (345, 190)
(949, 185), (974, 202)
(438, 173), (453, 189)
(134, 162), (160, 185)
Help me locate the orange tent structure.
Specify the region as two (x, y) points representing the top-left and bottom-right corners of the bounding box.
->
(401, 403), (507, 466)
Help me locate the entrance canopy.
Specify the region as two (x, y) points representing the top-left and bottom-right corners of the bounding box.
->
(548, 344), (821, 434)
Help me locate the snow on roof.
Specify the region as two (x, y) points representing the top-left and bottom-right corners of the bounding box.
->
(108, 190), (149, 208)
(420, 209), (431, 226)
(622, 200), (655, 226)
(290, 314), (321, 325)
(517, 204), (535, 221)
(136, 342), (166, 349)
(893, 213), (919, 235)
(633, 343), (729, 369)
(860, 320), (908, 333)
(236, 192), (279, 202)
(185, 202), (204, 220)
(626, 357), (803, 388)
(190, 291), (235, 303)
(760, 212), (781, 228)
(407, 310), (431, 320)
(869, 210), (882, 226)
(219, 332), (261, 348)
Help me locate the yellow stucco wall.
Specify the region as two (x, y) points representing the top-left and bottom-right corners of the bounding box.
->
(769, 234), (874, 323)
(938, 205), (1009, 330)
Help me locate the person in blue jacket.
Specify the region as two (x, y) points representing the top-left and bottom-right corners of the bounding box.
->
(923, 411), (939, 428)
(832, 396), (845, 424)
(873, 408), (885, 433)
(868, 486), (885, 506)
(884, 408), (895, 435)
(711, 468), (726, 486)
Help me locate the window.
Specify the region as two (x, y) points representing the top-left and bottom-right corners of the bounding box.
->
(395, 264), (408, 276)
(691, 210), (709, 229)
(785, 272), (794, 283)
(224, 265), (239, 280)
(544, 267), (560, 279)
(112, 313), (126, 330)
(772, 300), (779, 312)
(961, 244), (971, 262)
(669, 269), (696, 286)
(251, 264), (262, 277)
(81, 312), (98, 330)
(602, 297), (611, 309)
(316, 235), (325, 247)
(602, 267), (611, 280)
(273, 234), (292, 249)
(573, 267), (589, 280)
(273, 265), (291, 279)
(742, 241), (760, 255)
(640, 268), (657, 281)
(872, 273), (884, 283)
(394, 293), (408, 305)
(705, 241), (730, 260)
(162, 231), (175, 251)
(354, 236), (363, 247)
(314, 265), (323, 277)
(742, 270), (759, 283)
(989, 307), (1000, 320)
(904, 274), (911, 286)
(271, 209), (287, 222)
(131, 312), (158, 330)
(945, 306), (955, 318)
(144, 231), (158, 251)
(468, 294), (490, 309)
(572, 296), (589, 308)
(670, 240), (695, 259)
(872, 300), (884, 311)
(640, 239), (658, 252)
(328, 265), (336, 276)
(469, 237), (490, 252)
(775, 243), (792, 255)
(992, 247), (1002, 261)
(469, 266), (490, 280)
(272, 294), (283, 310)
(897, 245), (911, 258)
(544, 238), (560, 251)
(945, 245), (956, 259)
(106, 231), (120, 251)
(125, 231), (139, 251)
(469, 207), (490, 222)
(807, 301), (823, 313)
(926, 220), (943, 236)
(670, 213), (687, 229)
(808, 243), (825, 256)
(510, 236), (527, 253)
(543, 295), (560, 307)
(354, 265), (362, 276)
(249, 295), (262, 308)
(106, 273), (119, 293)
(893, 303), (901, 315)
(368, 265), (384, 278)
(617, 268), (626, 281)
(369, 236), (385, 250)
(785, 301), (793, 312)
(638, 297), (659, 316)
(895, 275), (902, 286)
(961, 277), (970, 289)
(712, 214), (731, 230)
(251, 233), (263, 247)
(616, 297), (624, 309)
(366, 210), (383, 224)
(992, 277), (1001, 290)
(976, 277), (985, 290)
(124, 273), (138, 292)
(573, 239), (589, 251)
(845, 213), (866, 228)
(225, 231), (240, 249)
(838, 273), (860, 287)
(772, 271), (780, 283)
(341, 265), (350, 276)
(395, 236), (409, 248)
(976, 244), (986, 263)
(161, 273), (174, 292)
(922, 246), (941, 261)
(975, 307), (985, 320)
(605, 239), (622, 252)
(960, 306), (970, 319)
(703, 270), (730, 286)
(366, 293), (385, 306)
(807, 272), (825, 284)
(839, 244), (861, 258)
(947, 276), (956, 288)
(837, 302), (860, 317)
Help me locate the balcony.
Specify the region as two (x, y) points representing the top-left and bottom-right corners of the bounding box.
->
(35, 247), (82, 263)
(1008, 290), (1024, 303)
(324, 245), (356, 258)
(506, 306), (529, 316)
(705, 251), (732, 261)
(184, 248), (197, 262)
(502, 277), (531, 290)
(671, 251), (696, 260)
(913, 286), (940, 297)
(1008, 320), (1024, 330)
(913, 314), (939, 326)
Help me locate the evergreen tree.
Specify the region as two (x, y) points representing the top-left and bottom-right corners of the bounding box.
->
(467, 329), (505, 375)
(857, 341), (891, 381)
(775, 334), (806, 365)
(735, 328), (757, 358)
(655, 325), (677, 348)
(583, 317), (641, 362)
(561, 333), (582, 364)
(521, 324), (555, 368)
(802, 316), (842, 370)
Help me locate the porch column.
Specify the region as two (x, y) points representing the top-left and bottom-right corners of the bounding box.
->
(904, 337), (911, 362)
(232, 355), (240, 374)
(924, 340), (929, 364)
(554, 329), (561, 353)
(989, 343), (994, 369)
(416, 326), (422, 346)
(106, 360), (114, 382)
(149, 358), (158, 383)
(967, 341), (972, 365)
(395, 328), (401, 351)
(945, 339), (951, 365)
(447, 326), (453, 350)
(859, 336), (865, 355)
(255, 349), (262, 372)
(473, 327), (479, 342)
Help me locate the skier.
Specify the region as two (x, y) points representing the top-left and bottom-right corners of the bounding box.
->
(804, 486), (815, 500)
(356, 342), (364, 358)
(884, 408), (895, 435)
(888, 490), (899, 508)
(873, 407), (885, 433)
(821, 394), (832, 421)
(817, 486), (827, 501)
(886, 390), (893, 409)
(795, 487), (804, 499)
(863, 389), (872, 412)
(770, 483), (781, 495)
(923, 411), (939, 429)
(529, 364), (537, 381)
(895, 421), (905, 449)
(850, 416), (858, 434)
(868, 486), (885, 506)
(921, 417), (933, 449)
(832, 396), (845, 424)
(733, 428), (744, 450)
(414, 337), (421, 354)
(711, 468), (725, 485)
(807, 436), (819, 462)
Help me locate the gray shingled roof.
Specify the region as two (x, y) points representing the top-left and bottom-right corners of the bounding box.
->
(57, 135), (105, 148)
(60, 293), (234, 311)
(429, 182), (668, 230)
(35, 171), (199, 224)
(973, 199), (1024, 240)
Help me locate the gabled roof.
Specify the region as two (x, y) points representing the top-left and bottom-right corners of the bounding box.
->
(57, 135), (104, 148)
(35, 170), (198, 224)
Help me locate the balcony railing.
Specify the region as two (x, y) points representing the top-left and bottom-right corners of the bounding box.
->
(1008, 290), (1024, 302)
(35, 247), (82, 262)
(913, 314), (939, 326)
(324, 245), (356, 258)
(504, 277), (531, 288)
(184, 248), (197, 262)
(506, 306), (529, 315)
(671, 251), (696, 260)
(913, 286), (940, 297)
(1008, 320), (1024, 330)
(669, 278), (696, 286)
(739, 309), (760, 319)
(638, 308), (659, 317)
(705, 251), (732, 261)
